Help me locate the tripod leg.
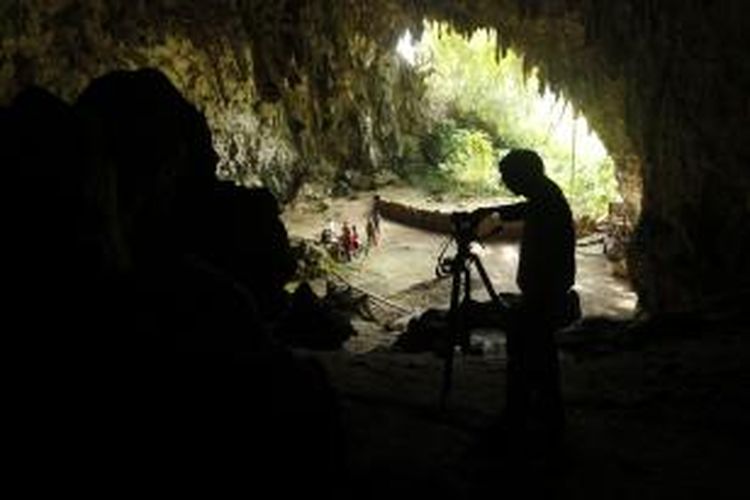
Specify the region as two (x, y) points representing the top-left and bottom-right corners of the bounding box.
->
(471, 254), (509, 310)
(440, 265), (463, 410)
(463, 267), (471, 303)
(460, 267), (472, 350)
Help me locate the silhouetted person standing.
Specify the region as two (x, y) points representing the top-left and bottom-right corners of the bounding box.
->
(476, 149), (576, 453)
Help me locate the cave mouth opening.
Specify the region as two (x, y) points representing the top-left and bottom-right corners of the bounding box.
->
(287, 21), (637, 323)
(394, 22), (621, 224)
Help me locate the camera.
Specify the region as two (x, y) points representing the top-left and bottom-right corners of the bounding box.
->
(450, 210), (481, 244)
(435, 211), (480, 278)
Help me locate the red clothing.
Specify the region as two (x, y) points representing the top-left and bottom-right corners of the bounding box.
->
(350, 227), (360, 252)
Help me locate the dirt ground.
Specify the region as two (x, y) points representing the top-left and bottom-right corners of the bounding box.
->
(281, 186), (748, 499)
(283, 185), (636, 352)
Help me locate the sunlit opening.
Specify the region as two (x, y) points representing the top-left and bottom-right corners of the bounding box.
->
(395, 22), (621, 220)
(396, 30), (418, 66)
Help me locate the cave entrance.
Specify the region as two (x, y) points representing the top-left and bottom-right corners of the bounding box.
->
(284, 23), (637, 349)
(302, 22), (635, 325)
(395, 22), (621, 224)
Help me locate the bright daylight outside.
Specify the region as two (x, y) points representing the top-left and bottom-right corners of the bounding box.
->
(396, 22), (620, 221)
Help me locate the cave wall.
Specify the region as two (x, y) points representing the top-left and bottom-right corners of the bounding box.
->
(0, 0), (422, 201)
(1, 0), (749, 315)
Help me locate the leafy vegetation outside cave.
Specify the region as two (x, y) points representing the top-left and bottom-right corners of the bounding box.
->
(395, 23), (620, 221)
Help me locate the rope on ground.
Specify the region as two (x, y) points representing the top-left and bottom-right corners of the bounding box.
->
(290, 235), (414, 314)
(329, 270), (414, 315)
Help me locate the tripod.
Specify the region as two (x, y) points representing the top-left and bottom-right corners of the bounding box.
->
(438, 212), (508, 410)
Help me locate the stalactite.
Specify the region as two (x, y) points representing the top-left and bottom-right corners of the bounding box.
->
(521, 53), (531, 81)
(494, 30), (508, 63)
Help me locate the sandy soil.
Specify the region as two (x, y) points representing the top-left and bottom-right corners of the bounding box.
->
(283, 185), (636, 353)
(280, 187), (747, 499)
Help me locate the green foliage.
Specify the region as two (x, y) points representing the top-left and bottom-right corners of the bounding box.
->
(289, 237), (340, 282)
(420, 122), (503, 196)
(544, 153), (619, 219)
(398, 23), (620, 218)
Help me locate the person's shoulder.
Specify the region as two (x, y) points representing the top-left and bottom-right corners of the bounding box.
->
(542, 181), (569, 203)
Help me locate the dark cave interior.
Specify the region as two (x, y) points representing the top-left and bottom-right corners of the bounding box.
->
(2, 1), (748, 497)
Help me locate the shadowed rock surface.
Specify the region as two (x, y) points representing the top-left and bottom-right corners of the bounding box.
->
(5, 69), (348, 496)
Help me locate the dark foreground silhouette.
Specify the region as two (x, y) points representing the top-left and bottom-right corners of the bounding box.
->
(3, 69), (348, 496)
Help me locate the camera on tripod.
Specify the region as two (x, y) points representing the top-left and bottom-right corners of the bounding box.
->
(436, 210), (486, 277)
(435, 207), (508, 409)
(450, 210), (481, 243)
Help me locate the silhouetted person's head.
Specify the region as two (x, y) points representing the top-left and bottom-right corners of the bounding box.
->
(75, 68), (219, 263)
(498, 149), (546, 197)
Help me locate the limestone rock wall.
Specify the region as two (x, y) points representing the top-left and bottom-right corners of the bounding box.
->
(0, 0), (423, 201)
(569, 1), (749, 313)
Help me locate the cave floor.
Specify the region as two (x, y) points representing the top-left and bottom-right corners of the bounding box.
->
(300, 328), (748, 499)
(282, 187), (747, 499)
(283, 185), (637, 354)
